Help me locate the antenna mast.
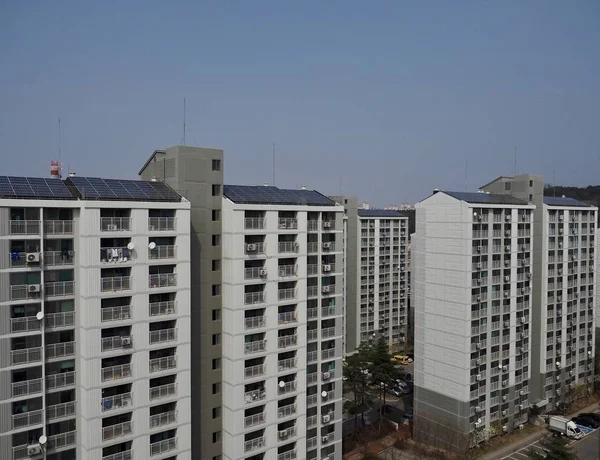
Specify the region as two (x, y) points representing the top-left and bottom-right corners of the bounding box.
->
(183, 98), (186, 146)
(514, 146), (517, 175)
(465, 159), (468, 191)
(272, 142), (275, 186)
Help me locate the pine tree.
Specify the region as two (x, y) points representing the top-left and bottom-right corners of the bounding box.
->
(343, 345), (373, 439)
(527, 435), (579, 460)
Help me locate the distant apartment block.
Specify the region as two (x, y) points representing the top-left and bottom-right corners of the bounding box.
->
(413, 190), (534, 450)
(0, 175), (191, 460)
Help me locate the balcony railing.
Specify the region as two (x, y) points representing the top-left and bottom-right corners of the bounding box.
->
(102, 363), (132, 382)
(9, 220), (40, 235)
(307, 286), (319, 297)
(322, 349), (336, 360)
(150, 438), (177, 457)
(278, 403), (297, 418)
(307, 264), (319, 276)
(47, 431), (76, 450)
(307, 351), (318, 363)
(149, 301), (176, 317)
(277, 428), (297, 443)
(245, 266), (266, 280)
(307, 307), (318, 319)
(244, 412), (265, 428)
(278, 380), (297, 395)
(45, 311), (75, 328)
(245, 340), (267, 354)
(102, 336), (133, 352)
(278, 242), (299, 253)
(245, 316), (266, 329)
(245, 388), (266, 404)
(307, 414), (318, 427)
(307, 242), (319, 253)
(103, 421), (133, 441)
(278, 288), (296, 301)
(149, 273), (177, 288)
(149, 217), (176, 231)
(47, 401), (76, 421)
(244, 363), (265, 379)
(279, 218), (298, 229)
(12, 409), (43, 429)
(149, 356), (177, 373)
(149, 245), (176, 260)
(322, 221), (336, 230)
(46, 341), (75, 360)
(43, 250), (75, 266)
(278, 311), (297, 324)
(102, 392), (133, 412)
(245, 217), (265, 230)
(278, 357), (297, 372)
(102, 306), (131, 322)
(278, 335), (298, 348)
(44, 220), (74, 235)
(150, 410), (177, 429)
(44, 281), (75, 297)
(103, 450), (133, 460)
(10, 316), (41, 333)
(307, 373), (317, 385)
(150, 382), (177, 401)
(101, 276), (131, 292)
(322, 305), (337, 317)
(278, 265), (297, 277)
(245, 291), (265, 305)
(307, 220), (319, 231)
(101, 217), (131, 232)
(149, 328), (178, 345)
(322, 327), (337, 339)
(11, 347), (42, 366)
(46, 371), (76, 390)
(245, 436), (265, 453)
(12, 378), (42, 397)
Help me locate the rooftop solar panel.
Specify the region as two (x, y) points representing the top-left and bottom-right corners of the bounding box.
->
(0, 176), (75, 200)
(66, 177), (182, 202)
(223, 184), (335, 206)
(442, 191), (528, 206)
(357, 209), (404, 218)
(543, 196), (594, 208)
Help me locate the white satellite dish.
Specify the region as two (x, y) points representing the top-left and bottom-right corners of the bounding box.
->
(39, 435), (47, 445)
(127, 242), (135, 250)
(278, 381), (285, 388)
(148, 242), (156, 250)
(36, 312), (44, 320)
(321, 390), (327, 398)
(556, 361), (561, 366)
(498, 365), (502, 369)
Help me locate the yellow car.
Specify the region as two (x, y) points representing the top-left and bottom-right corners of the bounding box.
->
(392, 354), (412, 365)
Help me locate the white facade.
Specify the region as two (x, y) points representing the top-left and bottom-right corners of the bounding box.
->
(220, 197), (344, 460)
(0, 192), (191, 460)
(413, 191), (535, 449)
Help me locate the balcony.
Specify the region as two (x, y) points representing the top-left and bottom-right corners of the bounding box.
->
(279, 218), (298, 229)
(245, 436), (265, 453)
(47, 431), (76, 450)
(307, 264), (319, 276)
(307, 307), (318, 319)
(278, 311), (297, 325)
(322, 285), (335, 295)
(245, 292), (266, 305)
(103, 421), (133, 441)
(103, 451), (133, 460)
(10, 316), (41, 333)
(245, 388), (266, 404)
(149, 328), (178, 345)
(102, 306), (131, 322)
(149, 217), (176, 231)
(101, 276), (131, 292)
(322, 327), (337, 339)
(278, 288), (296, 301)
(149, 356), (177, 373)
(46, 341), (75, 360)
(245, 340), (267, 354)
(102, 392), (133, 412)
(150, 438), (177, 457)
(245, 316), (266, 329)
(101, 217), (131, 232)
(278, 242), (299, 254)
(322, 242), (336, 251)
(150, 382), (177, 401)
(307, 436), (317, 450)
(102, 363), (132, 382)
(44, 220), (74, 235)
(322, 349), (336, 360)
(11, 347), (42, 366)
(9, 220), (40, 235)
(245, 364), (265, 379)
(46, 371), (76, 390)
(307, 242), (319, 253)
(12, 409), (43, 430)
(307, 414), (318, 427)
(322, 221), (336, 230)
(47, 401), (76, 421)
(307, 351), (318, 363)
(149, 300), (176, 317)
(278, 335), (298, 348)
(307, 373), (317, 385)
(45, 280), (75, 297)
(278, 357), (296, 372)
(277, 427), (297, 442)
(102, 336), (133, 352)
(307, 220), (319, 232)
(149, 245), (176, 260)
(149, 410), (177, 429)
(12, 378), (42, 397)
(278, 265), (297, 278)
(278, 380), (297, 395)
(43, 251), (74, 266)
(245, 267), (266, 280)
(245, 217), (265, 230)
(245, 412), (265, 428)
(45, 311), (75, 328)
(149, 273), (177, 288)
(322, 390), (336, 402)
(278, 403), (297, 419)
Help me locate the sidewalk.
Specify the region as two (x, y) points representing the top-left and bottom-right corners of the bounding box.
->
(480, 401), (600, 460)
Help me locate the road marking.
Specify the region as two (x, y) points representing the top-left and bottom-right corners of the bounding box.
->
(501, 440), (542, 460)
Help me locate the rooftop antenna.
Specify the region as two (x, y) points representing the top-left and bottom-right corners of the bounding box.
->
(272, 142), (275, 186)
(183, 98), (186, 146)
(58, 117), (62, 178)
(553, 169), (556, 197)
(339, 176), (342, 194)
(465, 159), (468, 191)
(514, 146), (517, 176)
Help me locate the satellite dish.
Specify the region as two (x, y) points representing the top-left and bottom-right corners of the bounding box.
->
(148, 242), (156, 250)
(39, 435), (47, 445)
(36, 312), (44, 320)
(498, 365), (502, 369)
(127, 242), (135, 250)
(321, 390), (328, 397)
(556, 361), (561, 366)
(279, 381), (285, 388)
(477, 418), (482, 424)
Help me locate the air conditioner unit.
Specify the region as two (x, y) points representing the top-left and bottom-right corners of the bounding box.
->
(519, 404), (524, 410)
(520, 317), (526, 324)
(558, 269), (563, 275)
(502, 380), (508, 387)
(521, 259), (526, 265)
(505, 231), (511, 237)
(246, 243), (257, 251)
(26, 252), (40, 263)
(502, 410), (508, 416)
(476, 374), (482, 381)
(278, 429), (288, 439)
(559, 215), (564, 221)
(519, 390), (524, 396)
(527, 272), (532, 278)
(504, 291), (509, 298)
(323, 242), (331, 249)
(519, 424), (524, 430)
(322, 414), (331, 423)
(279, 223), (287, 229)
(505, 245), (512, 252)
(476, 405), (482, 412)
(504, 321), (510, 327)
(476, 358), (481, 365)
(505, 276), (510, 282)
(556, 389), (561, 395)
(477, 215), (482, 221)
(322, 372), (331, 380)
(502, 394), (508, 402)
(504, 260), (510, 266)
(323, 264), (331, 272)
(502, 366), (508, 372)
(477, 295), (481, 302)
(121, 336), (132, 346)
(573, 229), (578, 235)
(259, 269), (268, 277)
(322, 436), (329, 443)
(28, 284), (41, 293)
(476, 342), (482, 349)
(505, 215), (511, 221)
(559, 228), (564, 234)
(477, 279), (482, 285)
(27, 444), (42, 455)
(324, 221), (331, 228)
(557, 309), (562, 316)
(518, 347), (523, 354)
(502, 425), (508, 432)
(322, 286), (330, 293)
(477, 263), (482, 269)
(477, 246), (482, 253)
(559, 242), (563, 248)
(574, 292), (579, 297)
(520, 332), (525, 339)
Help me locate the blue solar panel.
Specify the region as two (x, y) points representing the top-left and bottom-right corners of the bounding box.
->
(66, 176), (181, 202)
(0, 176), (75, 200)
(543, 196), (593, 207)
(357, 209), (404, 218)
(223, 184), (335, 206)
(443, 191), (528, 205)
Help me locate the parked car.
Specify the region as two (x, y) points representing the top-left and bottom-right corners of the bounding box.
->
(579, 412), (600, 424)
(572, 415), (600, 429)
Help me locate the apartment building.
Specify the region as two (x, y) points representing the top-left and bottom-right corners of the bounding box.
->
(220, 185), (344, 460)
(481, 175), (597, 412)
(0, 175), (191, 460)
(413, 190), (535, 450)
(329, 196), (408, 354)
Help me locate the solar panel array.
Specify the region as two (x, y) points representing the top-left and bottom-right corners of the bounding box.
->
(543, 196), (592, 208)
(357, 209), (403, 218)
(224, 185), (335, 206)
(0, 176), (75, 200)
(443, 191), (528, 206)
(67, 177), (182, 202)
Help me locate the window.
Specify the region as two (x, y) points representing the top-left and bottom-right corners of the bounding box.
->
(212, 407), (221, 419)
(212, 184), (221, 196)
(529, 180), (533, 187)
(212, 159), (221, 171)
(212, 209), (220, 221)
(212, 431), (221, 443)
(212, 309), (221, 321)
(529, 194), (533, 202)
(212, 382), (221, 395)
(505, 182), (511, 191)
(212, 284), (221, 296)
(344, 199), (348, 204)
(212, 260), (221, 272)
(212, 358), (221, 370)
(212, 235), (221, 247)
(212, 333), (221, 345)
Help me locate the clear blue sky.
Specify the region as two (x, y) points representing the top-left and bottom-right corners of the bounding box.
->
(1, 1), (598, 205)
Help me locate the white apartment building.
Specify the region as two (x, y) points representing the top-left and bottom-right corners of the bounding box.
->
(413, 190), (535, 450)
(220, 185), (344, 460)
(0, 175), (191, 460)
(481, 175), (597, 412)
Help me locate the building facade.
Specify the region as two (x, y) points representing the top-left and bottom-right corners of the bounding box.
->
(0, 175), (191, 460)
(481, 175), (597, 412)
(413, 190), (535, 450)
(220, 185), (344, 460)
